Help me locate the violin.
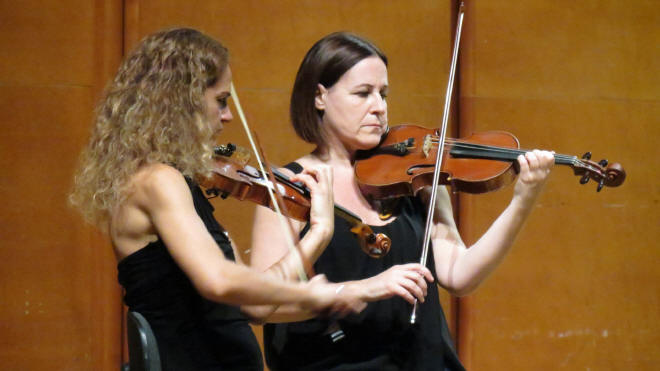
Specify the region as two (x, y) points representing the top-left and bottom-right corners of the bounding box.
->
(355, 124), (626, 199)
(201, 144), (391, 258)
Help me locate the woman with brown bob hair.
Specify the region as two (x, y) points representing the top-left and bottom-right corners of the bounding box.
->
(290, 32), (388, 145)
(251, 31), (555, 370)
(70, 28), (367, 371)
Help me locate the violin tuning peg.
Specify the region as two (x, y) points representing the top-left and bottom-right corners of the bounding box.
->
(214, 143), (236, 157)
(597, 178), (605, 192)
(582, 152), (592, 160)
(598, 159), (608, 167)
(580, 173), (590, 185)
(204, 188), (230, 199)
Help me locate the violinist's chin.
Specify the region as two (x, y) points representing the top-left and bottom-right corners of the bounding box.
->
(212, 121), (224, 137)
(355, 131), (384, 151)
(361, 123), (385, 133)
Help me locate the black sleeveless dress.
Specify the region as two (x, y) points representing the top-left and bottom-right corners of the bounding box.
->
(117, 177), (263, 371)
(263, 163), (465, 371)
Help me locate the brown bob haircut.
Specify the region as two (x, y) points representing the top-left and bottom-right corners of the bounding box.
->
(290, 32), (388, 145)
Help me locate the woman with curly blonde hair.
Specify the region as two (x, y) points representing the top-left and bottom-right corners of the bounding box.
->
(70, 28), (366, 371)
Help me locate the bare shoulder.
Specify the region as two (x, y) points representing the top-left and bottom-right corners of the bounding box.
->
(133, 163), (187, 192)
(111, 164), (188, 259)
(131, 163), (190, 208)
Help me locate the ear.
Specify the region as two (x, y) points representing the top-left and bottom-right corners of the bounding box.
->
(315, 84), (327, 111)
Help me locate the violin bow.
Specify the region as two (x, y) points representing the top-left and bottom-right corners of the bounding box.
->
(230, 84), (349, 342)
(411, 1), (465, 324)
(229, 82), (308, 282)
(254, 132), (314, 276)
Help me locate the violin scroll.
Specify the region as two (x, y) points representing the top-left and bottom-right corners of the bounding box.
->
(369, 233), (392, 258)
(350, 223), (391, 258)
(572, 153), (626, 192)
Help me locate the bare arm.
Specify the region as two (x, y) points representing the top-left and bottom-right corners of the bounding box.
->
(245, 165), (338, 322)
(132, 164), (359, 312)
(249, 165), (434, 323)
(428, 150), (555, 296)
(243, 166), (335, 278)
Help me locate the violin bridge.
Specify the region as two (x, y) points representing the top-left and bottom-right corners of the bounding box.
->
(423, 134), (432, 157)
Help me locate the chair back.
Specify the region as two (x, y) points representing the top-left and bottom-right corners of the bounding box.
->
(126, 311), (162, 371)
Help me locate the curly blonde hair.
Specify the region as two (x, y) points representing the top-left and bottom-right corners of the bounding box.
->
(70, 28), (229, 227)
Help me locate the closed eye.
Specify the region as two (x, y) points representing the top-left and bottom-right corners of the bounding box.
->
(217, 96), (229, 109)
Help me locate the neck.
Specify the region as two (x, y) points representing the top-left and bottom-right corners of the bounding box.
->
(313, 141), (355, 167)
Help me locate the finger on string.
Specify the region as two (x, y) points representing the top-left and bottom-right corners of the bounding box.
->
(518, 154), (530, 175)
(544, 151), (556, 169)
(291, 169), (321, 186)
(526, 150), (541, 170)
(289, 173), (318, 193)
(301, 166), (320, 178)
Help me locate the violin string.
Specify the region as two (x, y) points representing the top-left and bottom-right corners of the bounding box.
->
(439, 144), (603, 180)
(271, 169), (368, 224)
(429, 138), (582, 163)
(398, 137), (607, 182)
(424, 138), (604, 174)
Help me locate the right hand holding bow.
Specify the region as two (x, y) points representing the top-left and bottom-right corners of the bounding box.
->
(356, 263), (434, 305)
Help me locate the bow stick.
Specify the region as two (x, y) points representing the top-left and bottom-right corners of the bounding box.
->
(230, 84), (347, 341)
(410, 1), (465, 324)
(229, 83), (308, 282)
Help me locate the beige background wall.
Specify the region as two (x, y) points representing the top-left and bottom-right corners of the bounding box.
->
(0, 1), (123, 369)
(457, 1), (659, 369)
(0, 1), (657, 370)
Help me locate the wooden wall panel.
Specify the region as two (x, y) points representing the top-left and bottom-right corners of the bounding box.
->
(0, 1), (123, 370)
(459, 1), (659, 369)
(4, 0), (653, 369)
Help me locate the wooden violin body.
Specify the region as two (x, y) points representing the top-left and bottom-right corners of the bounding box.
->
(355, 124), (626, 200)
(202, 155), (312, 221)
(202, 145), (392, 258)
